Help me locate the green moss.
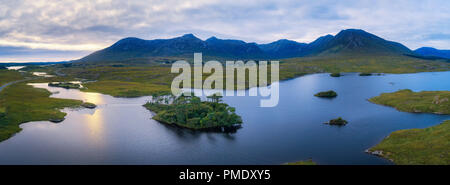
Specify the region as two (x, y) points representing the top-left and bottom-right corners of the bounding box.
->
(369, 120), (450, 165)
(369, 89), (450, 114)
(0, 82), (83, 141)
(314, 90), (337, 98)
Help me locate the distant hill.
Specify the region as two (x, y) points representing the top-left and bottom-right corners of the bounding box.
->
(414, 47), (450, 59)
(0, 61), (68, 66)
(79, 34), (267, 62)
(205, 36), (267, 59)
(258, 39), (307, 58)
(78, 29), (416, 62)
(308, 29), (413, 56)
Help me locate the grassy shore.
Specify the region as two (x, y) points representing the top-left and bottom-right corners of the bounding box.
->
(281, 55), (450, 74)
(369, 89), (450, 114)
(53, 65), (175, 97)
(0, 82), (83, 141)
(369, 120), (449, 165)
(34, 55), (449, 97)
(369, 90), (449, 164)
(0, 69), (25, 86)
(285, 159), (317, 165)
(82, 80), (170, 97)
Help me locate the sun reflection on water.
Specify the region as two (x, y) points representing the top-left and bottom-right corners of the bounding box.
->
(80, 92), (104, 105)
(83, 109), (105, 146)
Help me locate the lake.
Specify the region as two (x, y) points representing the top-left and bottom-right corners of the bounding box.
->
(0, 72), (449, 164)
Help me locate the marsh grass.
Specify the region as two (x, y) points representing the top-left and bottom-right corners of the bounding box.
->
(369, 90), (449, 164)
(369, 89), (450, 114)
(369, 120), (450, 165)
(0, 69), (25, 86)
(285, 159), (317, 165)
(0, 82), (82, 141)
(281, 55), (449, 75)
(62, 55), (449, 97)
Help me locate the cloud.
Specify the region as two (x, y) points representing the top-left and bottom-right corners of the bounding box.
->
(423, 33), (450, 41)
(0, 46), (90, 62)
(0, 0), (449, 62)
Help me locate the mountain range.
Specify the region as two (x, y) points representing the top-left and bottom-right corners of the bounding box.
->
(414, 47), (450, 59)
(78, 29), (427, 62)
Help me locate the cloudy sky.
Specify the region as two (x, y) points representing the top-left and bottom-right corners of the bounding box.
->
(0, 0), (449, 62)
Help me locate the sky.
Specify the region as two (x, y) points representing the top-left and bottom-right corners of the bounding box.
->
(0, 0), (449, 62)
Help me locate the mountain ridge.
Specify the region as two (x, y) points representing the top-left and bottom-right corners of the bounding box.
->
(78, 29), (416, 62)
(414, 47), (450, 59)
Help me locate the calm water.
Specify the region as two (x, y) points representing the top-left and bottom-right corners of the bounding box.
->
(0, 72), (449, 164)
(6, 66), (25, 70)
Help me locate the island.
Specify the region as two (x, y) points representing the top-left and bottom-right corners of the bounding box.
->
(48, 82), (81, 89)
(144, 94), (243, 132)
(330, 72), (341, 77)
(81, 102), (97, 109)
(49, 118), (65, 123)
(359, 72), (372, 76)
(368, 90), (450, 164)
(325, 117), (348, 126)
(314, 90), (337, 98)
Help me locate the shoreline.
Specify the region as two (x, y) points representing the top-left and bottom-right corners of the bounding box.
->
(0, 70), (448, 164)
(80, 70), (450, 98)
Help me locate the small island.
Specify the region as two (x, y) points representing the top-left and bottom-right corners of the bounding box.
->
(330, 72), (341, 77)
(314, 90), (337, 98)
(325, 117), (348, 126)
(49, 118), (65, 123)
(81, 102), (97, 109)
(48, 82), (81, 89)
(359, 72), (372, 76)
(144, 94), (243, 132)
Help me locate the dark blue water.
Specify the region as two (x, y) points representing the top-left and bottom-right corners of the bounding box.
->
(0, 72), (448, 164)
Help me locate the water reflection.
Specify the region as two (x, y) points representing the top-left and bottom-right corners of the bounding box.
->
(80, 92), (103, 105)
(6, 66), (25, 70)
(83, 109), (105, 146)
(0, 72), (448, 164)
(32, 72), (55, 77)
(31, 83), (104, 105)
